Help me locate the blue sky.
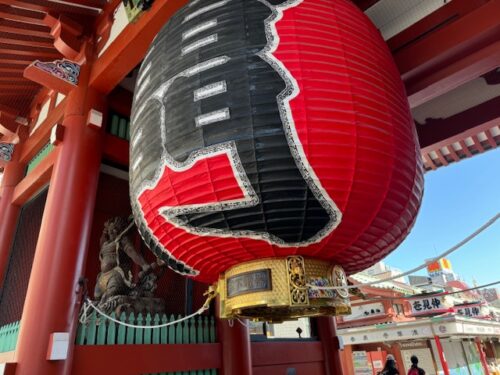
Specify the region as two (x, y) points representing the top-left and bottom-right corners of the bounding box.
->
(382, 148), (500, 287)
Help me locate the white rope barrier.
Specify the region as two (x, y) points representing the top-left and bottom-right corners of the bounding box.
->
(81, 298), (210, 329)
(308, 213), (499, 291)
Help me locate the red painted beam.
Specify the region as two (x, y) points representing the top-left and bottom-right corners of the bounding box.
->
(0, 69), (24, 76)
(0, 19), (51, 38)
(417, 95), (500, 148)
(57, 0), (105, 8)
(12, 146), (57, 205)
(0, 53), (59, 64)
(0, 0), (100, 16)
(406, 41), (500, 108)
(0, 47), (60, 58)
(0, 112), (20, 136)
(0, 61), (30, 68)
(44, 13), (85, 60)
(391, 0), (500, 108)
(388, 0), (487, 52)
(0, 77), (27, 82)
(0, 40), (56, 52)
(72, 344), (221, 375)
(103, 133), (129, 166)
(0, 84), (39, 91)
(90, 0), (190, 94)
(0, 35), (54, 49)
(20, 97), (65, 162)
(0, 103), (19, 116)
(252, 341), (324, 366)
(0, 4), (46, 26)
(108, 86), (133, 117)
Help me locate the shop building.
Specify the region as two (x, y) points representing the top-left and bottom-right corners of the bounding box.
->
(337, 267), (500, 375)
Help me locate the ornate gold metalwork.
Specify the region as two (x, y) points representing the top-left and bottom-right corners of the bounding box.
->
(330, 264), (349, 299)
(217, 257), (351, 322)
(287, 256), (308, 306)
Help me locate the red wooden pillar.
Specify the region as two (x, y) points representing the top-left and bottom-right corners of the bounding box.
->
(317, 317), (344, 375)
(0, 142), (25, 289)
(476, 339), (491, 375)
(341, 344), (355, 375)
(14, 57), (105, 375)
(216, 301), (252, 375)
(434, 335), (450, 375)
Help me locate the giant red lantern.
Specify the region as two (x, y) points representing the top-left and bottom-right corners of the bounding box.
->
(130, 0), (423, 319)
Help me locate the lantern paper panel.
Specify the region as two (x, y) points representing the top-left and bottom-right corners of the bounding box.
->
(130, 0), (424, 284)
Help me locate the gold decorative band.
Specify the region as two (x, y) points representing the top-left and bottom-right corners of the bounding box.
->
(217, 256), (351, 322)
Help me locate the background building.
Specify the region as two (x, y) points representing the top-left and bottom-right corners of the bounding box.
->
(337, 263), (500, 375)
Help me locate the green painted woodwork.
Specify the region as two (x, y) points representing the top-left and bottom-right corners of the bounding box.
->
(76, 311), (216, 345)
(168, 315), (175, 344)
(25, 142), (54, 175)
(117, 312), (126, 344)
(0, 321), (20, 353)
(135, 313), (144, 345)
(75, 311), (218, 374)
(209, 317), (216, 343)
(106, 313), (117, 345)
(153, 314), (160, 344)
(144, 314), (152, 344)
(108, 113), (130, 141)
(86, 310), (97, 345)
(76, 320), (86, 345)
(97, 316), (107, 344)
(126, 312), (136, 344)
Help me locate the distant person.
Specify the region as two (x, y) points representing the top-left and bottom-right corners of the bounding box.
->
(378, 355), (400, 375)
(407, 355), (426, 375)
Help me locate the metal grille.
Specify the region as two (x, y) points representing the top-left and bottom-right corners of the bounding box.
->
(107, 111), (130, 140)
(0, 188), (48, 325)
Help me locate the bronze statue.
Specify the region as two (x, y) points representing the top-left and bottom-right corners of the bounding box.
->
(94, 217), (165, 315)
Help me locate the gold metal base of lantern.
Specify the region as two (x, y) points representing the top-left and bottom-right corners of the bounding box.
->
(216, 256), (351, 322)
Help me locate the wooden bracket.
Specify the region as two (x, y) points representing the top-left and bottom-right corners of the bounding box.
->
(50, 124), (65, 146)
(0, 107), (22, 144)
(44, 13), (84, 61)
(24, 59), (81, 95)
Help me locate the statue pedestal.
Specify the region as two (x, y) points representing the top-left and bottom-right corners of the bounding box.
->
(99, 295), (166, 316)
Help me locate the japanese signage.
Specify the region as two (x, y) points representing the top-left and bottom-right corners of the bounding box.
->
(352, 351), (372, 375)
(426, 258), (452, 275)
(227, 269), (272, 298)
(341, 325), (433, 344)
(410, 295), (451, 316)
(480, 288), (499, 303)
(399, 340), (429, 349)
(455, 303), (490, 319)
(343, 302), (385, 322)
